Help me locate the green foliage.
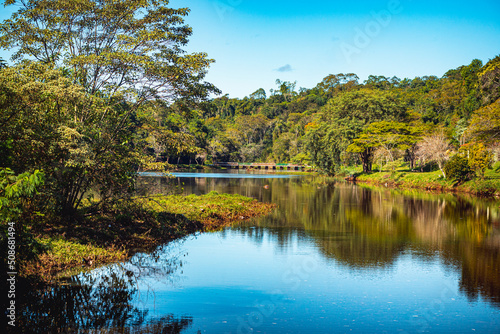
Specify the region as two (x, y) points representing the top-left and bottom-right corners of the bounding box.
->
(478, 55), (500, 105)
(0, 0), (219, 215)
(462, 143), (492, 178)
(416, 132), (451, 178)
(0, 168), (44, 221)
(0, 0), (218, 102)
(291, 153), (311, 165)
(1, 1), (499, 278)
(137, 191), (276, 230)
(315, 73), (359, 98)
(467, 98), (500, 143)
(0, 62), (141, 214)
(307, 89), (407, 174)
(0, 168), (46, 276)
(249, 88), (267, 100)
(33, 237), (126, 277)
(347, 121), (421, 160)
(444, 154), (474, 182)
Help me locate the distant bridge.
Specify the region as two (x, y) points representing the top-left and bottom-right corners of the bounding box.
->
(210, 162), (310, 171)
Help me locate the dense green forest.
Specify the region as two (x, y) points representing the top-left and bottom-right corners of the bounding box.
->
(152, 57), (500, 176)
(0, 0), (499, 276)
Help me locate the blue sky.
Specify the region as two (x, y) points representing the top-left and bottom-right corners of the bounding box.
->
(2, 0), (499, 98)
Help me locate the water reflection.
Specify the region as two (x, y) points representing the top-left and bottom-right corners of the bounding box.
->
(14, 242), (195, 333)
(175, 174), (500, 308)
(17, 173), (500, 333)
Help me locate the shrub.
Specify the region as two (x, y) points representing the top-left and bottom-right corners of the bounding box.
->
(444, 154), (475, 182)
(467, 143), (492, 178)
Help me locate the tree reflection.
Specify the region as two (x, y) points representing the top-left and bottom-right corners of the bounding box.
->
(14, 243), (194, 333)
(457, 240), (500, 307)
(192, 175), (500, 308)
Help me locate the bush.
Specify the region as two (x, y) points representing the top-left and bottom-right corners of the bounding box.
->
(467, 143), (492, 178)
(444, 155), (475, 182)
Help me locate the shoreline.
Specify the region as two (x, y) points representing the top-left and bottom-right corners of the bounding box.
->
(345, 171), (500, 198)
(24, 192), (276, 282)
(168, 164), (499, 197)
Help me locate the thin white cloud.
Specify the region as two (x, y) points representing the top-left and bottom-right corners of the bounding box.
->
(275, 64), (293, 72)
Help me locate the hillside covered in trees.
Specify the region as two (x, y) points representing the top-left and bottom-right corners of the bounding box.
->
(147, 56), (500, 176)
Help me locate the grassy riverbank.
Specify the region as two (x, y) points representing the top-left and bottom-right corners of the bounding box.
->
(348, 162), (500, 197)
(25, 192), (275, 280)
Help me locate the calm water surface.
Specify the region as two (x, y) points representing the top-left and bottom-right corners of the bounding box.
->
(17, 171), (500, 333)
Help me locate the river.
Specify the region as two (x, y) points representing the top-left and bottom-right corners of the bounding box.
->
(15, 171), (500, 333)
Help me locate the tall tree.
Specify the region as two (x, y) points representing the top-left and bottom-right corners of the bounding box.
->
(316, 73), (359, 97)
(347, 121), (422, 168)
(0, 62), (141, 214)
(307, 89), (406, 174)
(467, 98), (500, 144)
(249, 88), (267, 100)
(0, 0), (218, 103)
(0, 0), (218, 215)
(478, 55), (500, 105)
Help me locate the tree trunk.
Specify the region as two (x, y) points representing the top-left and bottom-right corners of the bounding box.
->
(360, 148), (374, 173)
(409, 147), (417, 170)
(438, 161), (446, 178)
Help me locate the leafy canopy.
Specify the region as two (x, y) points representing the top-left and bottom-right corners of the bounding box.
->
(306, 89), (407, 174)
(0, 0), (219, 102)
(467, 98), (500, 143)
(347, 121), (422, 154)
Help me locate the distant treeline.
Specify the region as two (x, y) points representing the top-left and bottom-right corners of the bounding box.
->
(151, 57), (499, 175)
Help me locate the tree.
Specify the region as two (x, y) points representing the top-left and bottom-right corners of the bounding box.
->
(272, 133), (298, 162)
(249, 88), (266, 100)
(305, 121), (350, 174)
(416, 133), (451, 178)
(308, 89), (406, 174)
(0, 0), (218, 103)
(478, 55), (500, 105)
(316, 73), (359, 97)
(467, 98), (500, 144)
(208, 132), (240, 163)
(0, 1), (218, 215)
(274, 79), (297, 102)
(363, 75), (393, 90)
(0, 62), (140, 214)
(347, 121), (422, 169)
(459, 59), (483, 117)
(460, 142), (492, 179)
